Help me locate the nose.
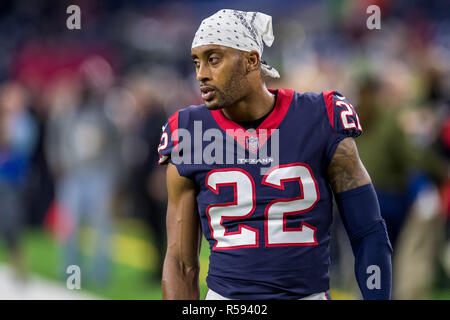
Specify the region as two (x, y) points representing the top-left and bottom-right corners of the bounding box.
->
(196, 62), (211, 82)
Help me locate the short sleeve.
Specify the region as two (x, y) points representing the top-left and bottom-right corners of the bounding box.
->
(323, 90), (363, 164)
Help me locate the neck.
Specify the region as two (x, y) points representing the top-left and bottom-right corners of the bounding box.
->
(221, 84), (275, 122)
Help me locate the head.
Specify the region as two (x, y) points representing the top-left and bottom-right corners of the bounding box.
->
(191, 9), (280, 109)
(0, 81), (28, 115)
(191, 44), (262, 109)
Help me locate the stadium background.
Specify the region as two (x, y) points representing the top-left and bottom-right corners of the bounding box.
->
(0, 0), (449, 299)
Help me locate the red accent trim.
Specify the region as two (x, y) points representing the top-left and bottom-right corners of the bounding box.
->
(323, 90), (336, 129)
(261, 163), (319, 247)
(168, 110), (180, 151)
(205, 168), (258, 250)
(209, 88), (294, 153)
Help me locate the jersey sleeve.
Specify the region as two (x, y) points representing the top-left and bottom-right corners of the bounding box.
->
(323, 90), (363, 165)
(157, 110), (180, 166)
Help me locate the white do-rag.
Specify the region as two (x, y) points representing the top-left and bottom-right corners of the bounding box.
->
(192, 9), (280, 78)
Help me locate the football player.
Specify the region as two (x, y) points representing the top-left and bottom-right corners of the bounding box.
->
(159, 9), (392, 300)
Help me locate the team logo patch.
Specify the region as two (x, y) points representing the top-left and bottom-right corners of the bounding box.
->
(247, 136), (259, 153)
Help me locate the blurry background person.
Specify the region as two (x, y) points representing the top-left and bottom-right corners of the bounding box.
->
(336, 65), (446, 298)
(391, 57), (449, 300)
(122, 71), (168, 280)
(330, 68), (447, 299)
(0, 81), (38, 281)
(356, 75), (442, 249)
(45, 57), (121, 286)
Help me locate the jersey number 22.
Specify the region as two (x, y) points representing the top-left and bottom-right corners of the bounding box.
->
(206, 163), (319, 250)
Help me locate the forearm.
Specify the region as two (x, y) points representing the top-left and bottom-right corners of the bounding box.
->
(335, 184), (392, 299)
(350, 221), (392, 299)
(162, 253), (200, 299)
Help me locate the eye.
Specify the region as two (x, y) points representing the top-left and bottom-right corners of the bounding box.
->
(192, 60), (200, 68)
(208, 56), (220, 64)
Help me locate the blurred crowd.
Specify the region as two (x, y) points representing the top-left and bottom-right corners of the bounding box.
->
(0, 0), (449, 299)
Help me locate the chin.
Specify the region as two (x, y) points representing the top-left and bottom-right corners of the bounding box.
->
(204, 100), (223, 110)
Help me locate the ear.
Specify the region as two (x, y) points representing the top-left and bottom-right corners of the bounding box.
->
(245, 50), (260, 73)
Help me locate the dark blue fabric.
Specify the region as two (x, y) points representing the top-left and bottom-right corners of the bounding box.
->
(335, 184), (393, 299)
(158, 89), (363, 299)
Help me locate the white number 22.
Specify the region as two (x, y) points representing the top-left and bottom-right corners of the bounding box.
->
(206, 163), (319, 250)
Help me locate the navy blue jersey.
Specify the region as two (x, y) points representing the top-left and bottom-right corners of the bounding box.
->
(158, 88), (362, 299)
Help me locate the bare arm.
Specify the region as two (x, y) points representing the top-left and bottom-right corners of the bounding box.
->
(327, 137), (372, 193)
(327, 138), (392, 299)
(162, 163), (202, 300)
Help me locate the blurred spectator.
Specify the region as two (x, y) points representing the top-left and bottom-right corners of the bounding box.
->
(45, 60), (121, 285)
(24, 88), (56, 227)
(356, 74), (445, 299)
(122, 71), (168, 280)
(356, 75), (443, 247)
(392, 59), (450, 299)
(0, 81), (38, 281)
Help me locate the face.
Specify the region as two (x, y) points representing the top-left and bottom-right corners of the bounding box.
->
(191, 45), (251, 109)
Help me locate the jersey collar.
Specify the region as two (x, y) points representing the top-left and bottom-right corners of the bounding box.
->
(209, 88), (294, 153)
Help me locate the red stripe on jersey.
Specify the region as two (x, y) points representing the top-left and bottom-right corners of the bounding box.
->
(168, 110), (180, 151)
(210, 88), (294, 152)
(323, 90), (336, 129)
